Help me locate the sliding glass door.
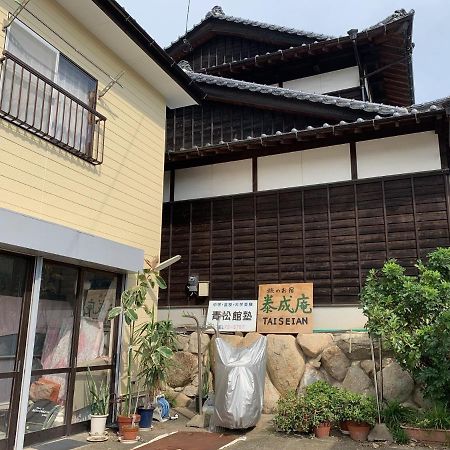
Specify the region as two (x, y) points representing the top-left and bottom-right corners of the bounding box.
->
(22, 261), (121, 447)
(0, 252), (33, 450)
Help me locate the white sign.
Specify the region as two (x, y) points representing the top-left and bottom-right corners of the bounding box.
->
(205, 300), (257, 332)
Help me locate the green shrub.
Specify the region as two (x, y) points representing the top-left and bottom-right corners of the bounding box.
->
(273, 390), (311, 433)
(381, 400), (416, 444)
(360, 247), (450, 407)
(304, 381), (339, 427)
(343, 391), (377, 426)
(413, 405), (450, 430)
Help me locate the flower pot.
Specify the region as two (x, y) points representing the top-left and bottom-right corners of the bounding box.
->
(347, 421), (371, 441)
(90, 414), (108, 436)
(340, 420), (350, 435)
(121, 424), (139, 442)
(402, 426), (450, 444)
(117, 414), (140, 435)
(314, 422), (331, 438)
(137, 407), (154, 430)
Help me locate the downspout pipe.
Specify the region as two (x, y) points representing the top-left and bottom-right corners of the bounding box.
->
(348, 29), (367, 102)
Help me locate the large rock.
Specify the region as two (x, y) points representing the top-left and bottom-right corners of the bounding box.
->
(342, 366), (375, 396)
(188, 332), (210, 354)
(182, 383), (198, 397)
(298, 364), (327, 392)
(263, 375), (280, 414)
(267, 335), (305, 395)
(166, 351), (198, 388)
(176, 334), (190, 351)
(378, 361), (414, 402)
(413, 386), (432, 409)
(360, 359), (379, 378)
(174, 392), (191, 407)
(321, 345), (351, 381)
(243, 332), (264, 348)
(336, 332), (379, 360)
(297, 333), (334, 358)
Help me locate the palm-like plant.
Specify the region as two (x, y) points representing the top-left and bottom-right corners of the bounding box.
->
(134, 311), (177, 407)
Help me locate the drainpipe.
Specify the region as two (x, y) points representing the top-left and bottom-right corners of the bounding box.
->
(348, 29), (367, 102)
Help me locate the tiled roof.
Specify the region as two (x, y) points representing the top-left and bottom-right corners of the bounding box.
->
(363, 9), (413, 32)
(167, 5), (332, 50)
(410, 95), (450, 112)
(182, 66), (409, 116)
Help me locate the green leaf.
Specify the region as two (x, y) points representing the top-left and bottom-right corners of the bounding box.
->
(154, 274), (167, 289)
(108, 306), (122, 320)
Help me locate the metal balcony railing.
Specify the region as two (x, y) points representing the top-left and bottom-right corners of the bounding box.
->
(0, 51), (106, 164)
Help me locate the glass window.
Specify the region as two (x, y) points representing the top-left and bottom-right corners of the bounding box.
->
(0, 378), (14, 441)
(0, 253), (28, 369)
(72, 370), (111, 424)
(33, 262), (78, 370)
(77, 271), (118, 368)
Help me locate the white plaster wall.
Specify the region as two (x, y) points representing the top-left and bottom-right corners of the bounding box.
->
(314, 307), (366, 331)
(356, 131), (441, 179)
(258, 144), (351, 191)
(163, 171), (171, 203)
(174, 159), (252, 201)
(283, 66), (359, 94)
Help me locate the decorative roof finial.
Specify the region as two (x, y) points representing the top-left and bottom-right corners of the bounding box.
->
(207, 6), (225, 18)
(178, 60), (193, 72)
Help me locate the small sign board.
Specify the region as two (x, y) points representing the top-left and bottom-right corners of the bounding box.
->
(257, 283), (313, 334)
(205, 300), (257, 332)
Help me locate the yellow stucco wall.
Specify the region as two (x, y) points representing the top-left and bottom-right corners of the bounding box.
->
(0, 0), (167, 260)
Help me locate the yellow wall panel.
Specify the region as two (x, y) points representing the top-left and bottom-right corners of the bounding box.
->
(0, 0), (168, 259)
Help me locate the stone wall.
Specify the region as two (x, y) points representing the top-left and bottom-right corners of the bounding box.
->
(166, 331), (427, 412)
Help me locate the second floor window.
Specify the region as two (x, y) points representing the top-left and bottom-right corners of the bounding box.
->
(0, 20), (105, 163)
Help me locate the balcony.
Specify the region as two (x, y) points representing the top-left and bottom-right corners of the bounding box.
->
(0, 51), (106, 165)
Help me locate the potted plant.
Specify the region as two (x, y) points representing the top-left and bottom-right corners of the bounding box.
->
(134, 312), (177, 429)
(86, 368), (110, 437)
(108, 256), (179, 441)
(304, 381), (338, 438)
(344, 392), (377, 441)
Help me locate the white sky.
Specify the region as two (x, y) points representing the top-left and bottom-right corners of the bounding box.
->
(119, 0), (450, 104)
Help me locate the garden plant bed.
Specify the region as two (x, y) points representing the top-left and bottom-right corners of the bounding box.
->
(402, 426), (450, 445)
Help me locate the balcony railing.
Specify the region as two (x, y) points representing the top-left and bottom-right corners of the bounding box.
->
(0, 51), (106, 164)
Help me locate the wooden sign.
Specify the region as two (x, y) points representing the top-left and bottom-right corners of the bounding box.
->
(257, 283), (313, 334)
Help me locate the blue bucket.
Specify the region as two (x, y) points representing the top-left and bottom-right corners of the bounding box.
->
(137, 407), (154, 429)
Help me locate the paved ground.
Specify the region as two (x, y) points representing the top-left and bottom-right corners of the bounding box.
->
(28, 413), (446, 450)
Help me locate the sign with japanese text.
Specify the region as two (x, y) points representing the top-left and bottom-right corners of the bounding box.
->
(205, 300), (257, 332)
(257, 283), (313, 333)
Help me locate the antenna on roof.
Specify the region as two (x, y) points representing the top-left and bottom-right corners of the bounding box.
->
(3, 0), (32, 30)
(185, 0), (191, 34)
(98, 71), (125, 98)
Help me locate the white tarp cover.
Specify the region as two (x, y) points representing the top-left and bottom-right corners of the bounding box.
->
(213, 336), (267, 429)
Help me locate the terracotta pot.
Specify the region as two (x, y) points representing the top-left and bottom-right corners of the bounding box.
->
(340, 420), (350, 435)
(117, 414), (140, 435)
(402, 426), (450, 444)
(314, 422), (331, 438)
(347, 421), (371, 441)
(121, 424), (139, 442)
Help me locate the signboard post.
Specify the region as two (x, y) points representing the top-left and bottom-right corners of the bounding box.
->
(257, 283), (313, 334)
(206, 300), (257, 332)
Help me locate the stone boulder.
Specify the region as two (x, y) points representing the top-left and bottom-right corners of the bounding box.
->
(175, 334), (190, 351)
(321, 345), (350, 381)
(378, 361), (414, 402)
(336, 332), (379, 360)
(263, 375), (280, 414)
(360, 359), (379, 378)
(297, 333), (334, 358)
(267, 334), (305, 395)
(182, 383), (198, 397)
(188, 332), (210, 354)
(298, 364), (327, 392)
(243, 332), (264, 348)
(413, 386), (432, 409)
(174, 392), (191, 407)
(342, 365), (375, 396)
(166, 351), (198, 388)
